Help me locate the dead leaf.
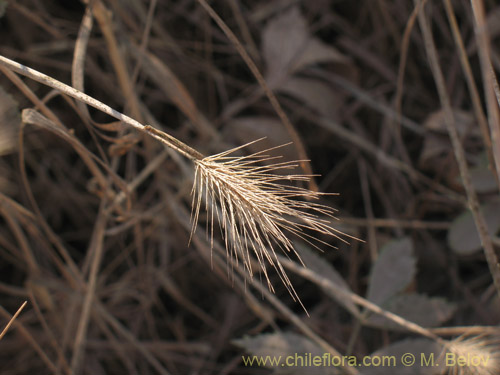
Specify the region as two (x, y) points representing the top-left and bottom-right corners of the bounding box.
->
(366, 237), (416, 306)
(419, 133), (453, 168)
(419, 109), (481, 187)
(464, 165), (498, 194)
(262, 7), (348, 87)
(278, 77), (342, 118)
(292, 38), (348, 73)
(447, 199), (500, 255)
(422, 109), (478, 136)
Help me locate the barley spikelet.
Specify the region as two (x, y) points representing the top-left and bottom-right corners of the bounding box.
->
(190, 140), (352, 298)
(441, 335), (500, 375)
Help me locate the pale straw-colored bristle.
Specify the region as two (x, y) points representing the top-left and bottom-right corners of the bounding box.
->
(189, 140), (353, 299)
(440, 335), (500, 375)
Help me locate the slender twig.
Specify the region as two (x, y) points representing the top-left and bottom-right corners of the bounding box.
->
(296, 105), (466, 204)
(92, 0), (142, 121)
(279, 256), (443, 343)
(0, 302), (57, 373)
(470, 0), (500, 187)
(72, 4), (93, 120)
(0, 55), (201, 161)
(415, 0), (500, 298)
(443, 0), (498, 187)
(187, 220), (359, 375)
(0, 301), (27, 341)
(95, 302), (172, 375)
(394, 0), (426, 130)
(70, 202), (108, 374)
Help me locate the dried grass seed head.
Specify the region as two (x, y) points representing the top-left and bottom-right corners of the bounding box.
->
(190, 139), (352, 296)
(441, 334), (500, 375)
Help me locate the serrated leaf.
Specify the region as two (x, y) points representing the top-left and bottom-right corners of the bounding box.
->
(423, 109), (478, 136)
(467, 165), (498, 194)
(454, 153), (498, 193)
(262, 7), (347, 86)
(366, 294), (456, 330)
(296, 243), (358, 315)
(448, 200), (500, 255)
(360, 338), (442, 375)
(367, 237), (416, 306)
(277, 77), (342, 118)
(292, 38), (348, 72)
(262, 7), (307, 82)
(418, 134), (451, 168)
(233, 332), (336, 375)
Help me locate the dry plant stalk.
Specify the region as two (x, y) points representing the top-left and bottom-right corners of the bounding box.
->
(414, 0), (500, 298)
(0, 301), (27, 341)
(0, 54), (352, 298)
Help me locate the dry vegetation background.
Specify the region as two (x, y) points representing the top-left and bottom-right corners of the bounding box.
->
(1, 0), (500, 374)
